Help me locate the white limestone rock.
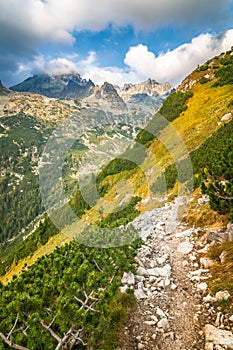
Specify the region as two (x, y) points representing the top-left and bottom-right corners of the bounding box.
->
(204, 324), (233, 349)
(197, 282), (208, 291)
(200, 257), (214, 269)
(119, 285), (129, 294)
(177, 242), (193, 254)
(156, 307), (166, 318)
(157, 318), (169, 331)
(137, 266), (149, 277)
(203, 295), (217, 303)
(215, 290), (231, 301)
(134, 288), (147, 300)
(121, 272), (135, 286)
(221, 112), (232, 122)
(175, 228), (194, 238)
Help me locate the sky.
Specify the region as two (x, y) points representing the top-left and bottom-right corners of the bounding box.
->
(0, 0), (233, 88)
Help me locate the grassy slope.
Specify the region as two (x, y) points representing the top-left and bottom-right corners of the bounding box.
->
(1, 52), (233, 284)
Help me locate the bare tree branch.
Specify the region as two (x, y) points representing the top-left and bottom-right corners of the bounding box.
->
(40, 320), (61, 343)
(73, 295), (100, 313)
(214, 193), (233, 200)
(55, 326), (75, 350)
(70, 328), (87, 349)
(109, 274), (115, 284)
(7, 315), (18, 339)
(93, 258), (103, 272)
(0, 332), (30, 350)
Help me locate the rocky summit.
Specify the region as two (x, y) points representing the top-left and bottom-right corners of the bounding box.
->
(117, 79), (173, 102)
(9, 73), (173, 104)
(10, 73), (95, 98)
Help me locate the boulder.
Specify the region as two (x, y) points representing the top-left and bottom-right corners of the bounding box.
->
(221, 112), (232, 122)
(156, 264), (172, 278)
(219, 251), (227, 264)
(177, 242), (193, 254)
(204, 324), (233, 349)
(175, 228), (194, 238)
(147, 268), (159, 277)
(134, 288), (147, 300)
(200, 257), (214, 269)
(215, 290), (231, 301)
(121, 272), (135, 286)
(203, 295), (217, 303)
(156, 307), (166, 318)
(119, 286), (129, 294)
(197, 282), (208, 291)
(137, 266), (149, 277)
(157, 318), (169, 331)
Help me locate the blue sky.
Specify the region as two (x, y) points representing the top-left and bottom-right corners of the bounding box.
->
(0, 0), (233, 87)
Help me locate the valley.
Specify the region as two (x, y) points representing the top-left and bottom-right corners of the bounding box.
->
(0, 49), (233, 349)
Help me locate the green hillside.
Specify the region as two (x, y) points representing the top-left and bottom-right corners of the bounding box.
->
(0, 49), (233, 349)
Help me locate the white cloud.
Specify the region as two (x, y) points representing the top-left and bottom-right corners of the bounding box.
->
(77, 52), (139, 86)
(43, 58), (78, 75)
(124, 30), (233, 85)
(78, 30), (233, 86)
(1, 0), (232, 86)
(16, 56), (78, 80)
(10, 30), (233, 87)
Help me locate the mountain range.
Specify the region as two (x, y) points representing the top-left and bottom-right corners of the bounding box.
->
(9, 73), (173, 103)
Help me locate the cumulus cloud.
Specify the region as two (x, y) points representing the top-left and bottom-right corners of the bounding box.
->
(14, 56), (79, 83)
(124, 30), (233, 85)
(78, 52), (140, 86)
(11, 29), (233, 87)
(0, 0), (232, 86)
(77, 30), (233, 86)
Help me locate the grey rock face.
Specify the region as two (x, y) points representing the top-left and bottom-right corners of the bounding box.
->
(10, 73), (95, 98)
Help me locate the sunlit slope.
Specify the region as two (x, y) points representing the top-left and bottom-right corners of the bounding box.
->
(97, 83), (232, 209)
(1, 49), (233, 283)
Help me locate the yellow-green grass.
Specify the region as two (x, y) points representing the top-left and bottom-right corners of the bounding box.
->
(118, 83), (233, 206)
(186, 188), (229, 229)
(207, 242), (233, 310)
(0, 232), (71, 285)
(2, 77), (233, 284)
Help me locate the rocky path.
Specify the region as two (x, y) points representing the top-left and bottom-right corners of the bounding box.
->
(117, 198), (233, 350)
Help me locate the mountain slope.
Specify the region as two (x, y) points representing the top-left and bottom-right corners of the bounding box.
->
(1, 49), (232, 281)
(0, 49), (233, 350)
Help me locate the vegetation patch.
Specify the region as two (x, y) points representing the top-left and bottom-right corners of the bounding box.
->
(213, 52), (233, 87)
(0, 235), (141, 349)
(0, 215), (59, 276)
(207, 241), (233, 309)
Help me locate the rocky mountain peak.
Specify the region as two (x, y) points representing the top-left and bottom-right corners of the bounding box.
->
(117, 79), (173, 102)
(10, 73), (95, 99)
(91, 81), (126, 105)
